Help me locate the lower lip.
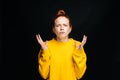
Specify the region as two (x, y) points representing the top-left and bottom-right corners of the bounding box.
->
(60, 32), (65, 34)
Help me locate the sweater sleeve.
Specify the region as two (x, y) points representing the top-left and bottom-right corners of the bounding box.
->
(38, 49), (50, 79)
(72, 47), (87, 79)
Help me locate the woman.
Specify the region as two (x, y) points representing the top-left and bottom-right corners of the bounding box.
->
(36, 9), (87, 80)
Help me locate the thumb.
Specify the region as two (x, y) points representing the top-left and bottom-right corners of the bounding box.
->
(45, 41), (48, 46)
(75, 41), (79, 49)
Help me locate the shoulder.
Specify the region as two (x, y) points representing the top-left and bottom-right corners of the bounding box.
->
(70, 38), (81, 45)
(45, 38), (55, 44)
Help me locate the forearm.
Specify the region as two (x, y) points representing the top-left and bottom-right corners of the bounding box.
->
(72, 48), (87, 79)
(38, 49), (50, 79)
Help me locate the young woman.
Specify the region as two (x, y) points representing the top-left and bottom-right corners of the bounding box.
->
(36, 10), (87, 80)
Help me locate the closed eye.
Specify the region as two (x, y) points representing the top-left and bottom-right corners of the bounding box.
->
(55, 24), (60, 27)
(63, 24), (68, 27)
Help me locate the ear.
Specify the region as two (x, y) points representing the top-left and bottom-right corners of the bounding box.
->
(52, 27), (55, 33)
(69, 26), (72, 33)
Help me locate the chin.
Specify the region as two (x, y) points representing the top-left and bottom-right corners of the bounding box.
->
(59, 36), (67, 39)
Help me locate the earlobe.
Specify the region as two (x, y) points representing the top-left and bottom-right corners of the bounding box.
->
(69, 27), (72, 33)
(52, 28), (55, 33)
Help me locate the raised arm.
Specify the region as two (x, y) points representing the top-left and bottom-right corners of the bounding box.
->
(36, 34), (50, 79)
(73, 35), (87, 79)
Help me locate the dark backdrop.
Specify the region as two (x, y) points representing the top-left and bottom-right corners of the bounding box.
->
(1, 0), (119, 80)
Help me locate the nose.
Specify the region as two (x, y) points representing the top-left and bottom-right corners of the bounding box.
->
(60, 26), (64, 31)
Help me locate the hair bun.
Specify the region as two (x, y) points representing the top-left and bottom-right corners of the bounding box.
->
(57, 10), (65, 16)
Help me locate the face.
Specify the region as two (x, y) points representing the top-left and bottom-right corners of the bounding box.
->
(53, 16), (72, 39)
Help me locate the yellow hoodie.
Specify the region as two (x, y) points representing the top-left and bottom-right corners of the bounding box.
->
(38, 38), (87, 80)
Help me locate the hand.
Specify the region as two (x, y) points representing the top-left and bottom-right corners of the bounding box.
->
(36, 34), (48, 50)
(75, 35), (87, 50)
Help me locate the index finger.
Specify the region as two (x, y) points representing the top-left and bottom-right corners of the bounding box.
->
(36, 34), (44, 45)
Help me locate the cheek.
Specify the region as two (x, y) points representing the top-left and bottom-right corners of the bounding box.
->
(53, 28), (59, 33)
(66, 27), (71, 32)
(55, 28), (59, 32)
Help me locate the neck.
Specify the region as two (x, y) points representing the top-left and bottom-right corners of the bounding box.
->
(56, 36), (69, 42)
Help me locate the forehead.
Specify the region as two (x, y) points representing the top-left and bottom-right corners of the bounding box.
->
(55, 16), (69, 24)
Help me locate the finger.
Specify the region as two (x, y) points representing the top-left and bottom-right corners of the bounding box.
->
(82, 35), (87, 42)
(36, 34), (44, 45)
(83, 35), (87, 40)
(45, 41), (48, 47)
(36, 34), (41, 43)
(81, 35), (87, 46)
(45, 41), (48, 46)
(36, 34), (40, 41)
(38, 34), (44, 43)
(36, 34), (41, 42)
(84, 35), (87, 43)
(84, 35), (87, 40)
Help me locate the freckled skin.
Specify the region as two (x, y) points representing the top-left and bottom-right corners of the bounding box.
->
(53, 16), (72, 42)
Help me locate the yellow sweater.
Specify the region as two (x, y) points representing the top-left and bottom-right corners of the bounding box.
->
(38, 38), (87, 80)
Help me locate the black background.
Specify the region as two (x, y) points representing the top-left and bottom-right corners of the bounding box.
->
(1, 0), (119, 80)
